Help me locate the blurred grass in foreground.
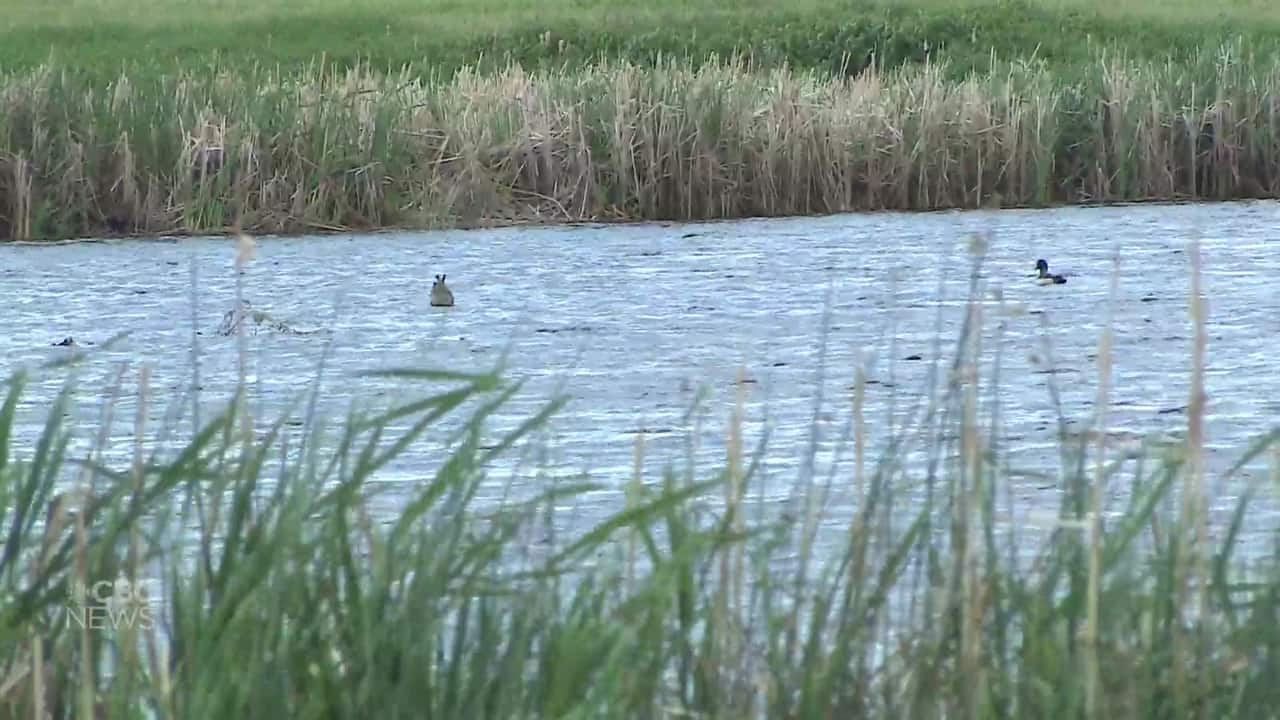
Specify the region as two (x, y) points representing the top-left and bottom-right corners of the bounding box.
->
(1, 235), (1279, 718)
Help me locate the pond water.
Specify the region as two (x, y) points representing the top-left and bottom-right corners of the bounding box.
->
(2, 200), (1279, 565)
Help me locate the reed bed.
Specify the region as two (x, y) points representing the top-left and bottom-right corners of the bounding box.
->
(1, 235), (1279, 718)
(3, 44), (1280, 241)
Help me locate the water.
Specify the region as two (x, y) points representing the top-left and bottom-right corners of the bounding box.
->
(2, 200), (1279, 562)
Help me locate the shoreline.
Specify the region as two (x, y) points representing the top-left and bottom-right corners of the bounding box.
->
(3, 195), (1275, 246)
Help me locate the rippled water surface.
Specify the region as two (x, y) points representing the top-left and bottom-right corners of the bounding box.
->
(3, 200), (1279, 556)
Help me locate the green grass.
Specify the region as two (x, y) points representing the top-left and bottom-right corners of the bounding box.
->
(4, 0), (1280, 81)
(2, 238), (1279, 717)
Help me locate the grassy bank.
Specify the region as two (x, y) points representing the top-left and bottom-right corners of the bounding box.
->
(2, 239), (1279, 717)
(4, 0), (1280, 81)
(3, 48), (1280, 241)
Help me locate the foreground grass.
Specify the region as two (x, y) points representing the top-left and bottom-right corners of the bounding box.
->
(3, 47), (1280, 241)
(3, 0), (1280, 81)
(1, 238), (1279, 717)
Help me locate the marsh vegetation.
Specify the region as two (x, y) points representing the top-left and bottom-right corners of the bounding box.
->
(3, 47), (1280, 241)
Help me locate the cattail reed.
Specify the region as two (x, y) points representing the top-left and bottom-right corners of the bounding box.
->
(2, 46), (1280, 241)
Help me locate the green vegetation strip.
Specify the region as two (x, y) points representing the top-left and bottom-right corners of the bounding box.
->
(2, 246), (1279, 716)
(3, 0), (1280, 80)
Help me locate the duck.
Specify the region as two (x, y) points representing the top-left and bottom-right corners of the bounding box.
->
(1034, 259), (1067, 285)
(430, 274), (455, 307)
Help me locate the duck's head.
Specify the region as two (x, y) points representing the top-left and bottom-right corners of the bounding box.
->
(1034, 259), (1049, 275)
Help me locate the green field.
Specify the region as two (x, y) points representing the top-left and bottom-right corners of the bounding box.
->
(3, 0), (1280, 79)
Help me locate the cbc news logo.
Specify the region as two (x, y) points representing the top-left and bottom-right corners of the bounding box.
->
(64, 577), (160, 631)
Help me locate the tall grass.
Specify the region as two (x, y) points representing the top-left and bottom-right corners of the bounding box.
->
(3, 44), (1280, 241)
(1, 236), (1279, 718)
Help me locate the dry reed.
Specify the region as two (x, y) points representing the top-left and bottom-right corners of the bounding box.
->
(1, 47), (1279, 241)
